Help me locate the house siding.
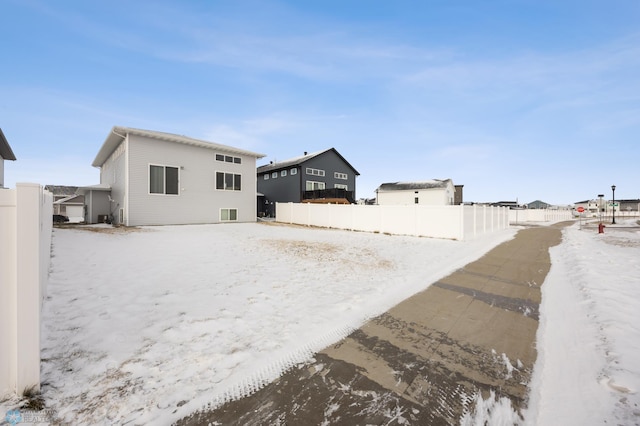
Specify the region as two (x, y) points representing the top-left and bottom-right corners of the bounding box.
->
(258, 166), (302, 203)
(0, 157), (4, 187)
(302, 152), (357, 193)
(99, 139), (127, 224)
(377, 183), (455, 206)
(126, 134), (257, 226)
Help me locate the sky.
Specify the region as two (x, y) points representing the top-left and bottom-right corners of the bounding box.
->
(1, 0), (639, 204)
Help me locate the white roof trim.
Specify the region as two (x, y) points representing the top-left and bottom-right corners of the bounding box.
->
(92, 126), (266, 167)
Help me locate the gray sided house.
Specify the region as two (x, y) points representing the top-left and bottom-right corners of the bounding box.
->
(0, 128), (17, 188)
(256, 148), (359, 216)
(84, 126), (265, 226)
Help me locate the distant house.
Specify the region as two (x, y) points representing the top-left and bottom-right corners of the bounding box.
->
(44, 185), (85, 222)
(491, 201), (520, 209)
(376, 179), (456, 206)
(83, 126), (265, 226)
(256, 148), (359, 216)
(527, 200), (551, 209)
(0, 128), (17, 188)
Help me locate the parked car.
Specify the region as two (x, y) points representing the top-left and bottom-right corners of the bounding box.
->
(53, 214), (69, 223)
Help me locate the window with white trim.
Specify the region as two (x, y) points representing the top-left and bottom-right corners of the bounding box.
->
(334, 172), (348, 180)
(216, 154), (242, 164)
(291, 168), (297, 175)
(334, 184), (348, 190)
(271, 172), (278, 179)
(281, 170), (287, 177)
(306, 181), (326, 190)
(216, 172), (241, 191)
(149, 164), (179, 195)
(306, 167), (325, 176)
(264, 174), (269, 180)
(220, 208), (238, 221)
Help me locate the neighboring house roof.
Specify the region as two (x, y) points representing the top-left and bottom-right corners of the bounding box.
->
(53, 194), (84, 205)
(257, 148), (360, 176)
(92, 126), (266, 167)
(44, 185), (79, 196)
(0, 128), (17, 160)
(376, 179), (453, 191)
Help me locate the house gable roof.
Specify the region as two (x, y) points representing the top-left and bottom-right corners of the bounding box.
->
(0, 128), (17, 161)
(92, 126), (266, 167)
(257, 148), (360, 175)
(377, 179), (453, 192)
(44, 185), (79, 196)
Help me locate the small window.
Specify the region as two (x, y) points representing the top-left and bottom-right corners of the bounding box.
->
(291, 168), (297, 175)
(335, 184), (348, 190)
(272, 172), (278, 178)
(220, 208), (238, 221)
(281, 170), (287, 177)
(306, 167), (325, 176)
(334, 172), (348, 180)
(216, 153), (241, 164)
(415, 197), (419, 204)
(264, 174), (269, 180)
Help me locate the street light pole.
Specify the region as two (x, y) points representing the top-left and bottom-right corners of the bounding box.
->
(611, 185), (616, 224)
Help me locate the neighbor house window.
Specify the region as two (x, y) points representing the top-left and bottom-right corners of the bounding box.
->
(334, 172), (348, 180)
(306, 167), (325, 176)
(271, 172), (278, 178)
(216, 154), (242, 164)
(220, 208), (238, 221)
(216, 172), (241, 191)
(263, 174), (269, 180)
(291, 168), (297, 175)
(335, 184), (348, 190)
(306, 181), (326, 190)
(281, 170), (287, 177)
(149, 164), (179, 195)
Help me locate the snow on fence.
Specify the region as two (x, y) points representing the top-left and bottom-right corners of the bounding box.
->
(276, 203), (509, 240)
(509, 208), (574, 223)
(0, 183), (52, 398)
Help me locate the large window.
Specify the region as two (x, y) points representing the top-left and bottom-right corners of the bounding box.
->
(216, 172), (241, 191)
(306, 181), (326, 190)
(149, 165), (179, 195)
(335, 184), (348, 190)
(220, 208), (238, 221)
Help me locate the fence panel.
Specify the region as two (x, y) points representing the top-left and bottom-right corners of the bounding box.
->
(0, 183), (52, 397)
(275, 203), (508, 240)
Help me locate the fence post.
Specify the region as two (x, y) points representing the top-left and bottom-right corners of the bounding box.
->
(15, 183), (43, 394)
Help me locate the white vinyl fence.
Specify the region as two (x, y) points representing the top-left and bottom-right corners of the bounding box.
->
(0, 183), (53, 398)
(276, 203), (509, 240)
(509, 208), (574, 223)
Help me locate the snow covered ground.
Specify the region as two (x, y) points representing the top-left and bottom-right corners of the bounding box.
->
(2, 218), (638, 425)
(35, 222), (516, 425)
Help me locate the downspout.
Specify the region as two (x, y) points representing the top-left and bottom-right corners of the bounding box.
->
(124, 132), (129, 226)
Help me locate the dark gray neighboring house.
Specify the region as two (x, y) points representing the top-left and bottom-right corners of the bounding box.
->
(0, 128), (17, 188)
(527, 200), (551, 209)
(257, 148), (359, 216)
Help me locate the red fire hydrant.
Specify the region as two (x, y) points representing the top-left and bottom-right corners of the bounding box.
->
(598, 223), (605, 234)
